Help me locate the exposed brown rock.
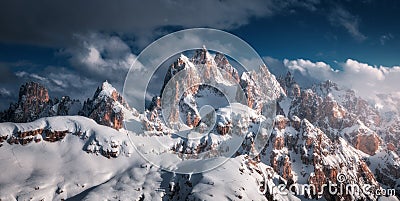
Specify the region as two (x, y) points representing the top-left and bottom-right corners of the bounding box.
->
(358, 161), (376, 184)
(281, 156), (293, 181)
(1, 82), (50, 123)
(387, 143), (396, 152)
(6, 128), (69, 145)
(352, 134), (380, 155)
(273, 136), (285, 150)
(80, 81), (129, 131)
(309, 168), (326, 197)
(275, 116), (288, 130)
(217, 123), (230, 135)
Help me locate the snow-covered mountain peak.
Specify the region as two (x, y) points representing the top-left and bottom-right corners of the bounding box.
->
(99, 80), (115, 96)
(191, 45), (216, 66)
(178, 53), (190, 64)
(92, 80), (120, 102)
(80, 81), (136, 130)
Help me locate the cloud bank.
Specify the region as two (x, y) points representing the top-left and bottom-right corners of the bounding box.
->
(281, 58), (400, 101)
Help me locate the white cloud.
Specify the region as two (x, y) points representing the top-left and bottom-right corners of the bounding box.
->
(281, 58), (400, 102)
(69, 33), (136, 75)
(13, 67), (99, 102)
(16, 71), (48, 81)
(283, 58), (336, 78)
(29, 73), (47, 81)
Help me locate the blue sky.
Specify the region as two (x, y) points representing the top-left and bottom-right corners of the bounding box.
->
(231, 0), (400, 67)
(0, 0), (399, 110)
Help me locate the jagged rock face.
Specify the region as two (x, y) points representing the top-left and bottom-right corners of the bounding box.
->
(353, 134), (380, 155)
(372, 150), (400, 197)
(148, 48), (278, 133)
(290, 115), (301, 131)
(152, 47), (258, 131)
(383, 118), (400, 155)
(321, 95), (346, 126)
(278, 71), (298, 98)
(217, 122), (231, 135)
(289, 89), (322, 123)
(214, 52), (240, 82)
(0, 81), (132, 132)
(19, 81), (50, 103)
(49, 96), (81, 116)
(276, 76), (400, 195)
(0, 82), (82, 123)
(285, 79), (383, 156)
(1, 82), (50, 123)
(275, 115), (288, 130)
(5, 127), (69, 145)
(240, 65), (284, 113)
(260, 118), (381, 201)
(313, 80), (381, 129)
(344, 93), (381, 128)
(375, 154), (400, 192)
(80, 81), (130, 131)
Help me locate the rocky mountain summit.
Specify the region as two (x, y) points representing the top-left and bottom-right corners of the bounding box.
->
(0, 80), (136, 131)
(0, 82), (81, 123)
(79, 81), (135, 130)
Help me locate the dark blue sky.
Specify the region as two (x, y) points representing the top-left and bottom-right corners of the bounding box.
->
(231, 0), (400, 67)
(0, 0), (399, 109)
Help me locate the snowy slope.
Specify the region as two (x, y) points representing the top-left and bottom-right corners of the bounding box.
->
(0, 116), (137, 200)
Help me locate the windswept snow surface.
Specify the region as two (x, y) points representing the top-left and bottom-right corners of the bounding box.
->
(0, 116), (138, 200)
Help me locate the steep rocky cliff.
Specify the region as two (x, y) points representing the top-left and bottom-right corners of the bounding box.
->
(0, 82), (81, 123)
(79, 81), (135, 130)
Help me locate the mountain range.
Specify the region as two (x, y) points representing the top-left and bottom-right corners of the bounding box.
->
(0, 47), (399, 201)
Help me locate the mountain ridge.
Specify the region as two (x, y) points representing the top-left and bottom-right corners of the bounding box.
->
(0, 48), (399, 200)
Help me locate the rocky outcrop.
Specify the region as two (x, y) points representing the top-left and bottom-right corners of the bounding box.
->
(274, 115), (288, 130)
(0, 81), (136, 131)
(1, 82), (50, 123)
(214, 52), (240, 82)
(80, 81), (131, 131)
(259, 116), (382, 200)
(278, 71), (300, 98)
(6, 128), (69, 145)
(50, 96), (81, 116)
(0, 82), (81, 123)
(147, 47), (278, 134)
(353, 134), (380, 155)
(217, 122), (230, 135)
